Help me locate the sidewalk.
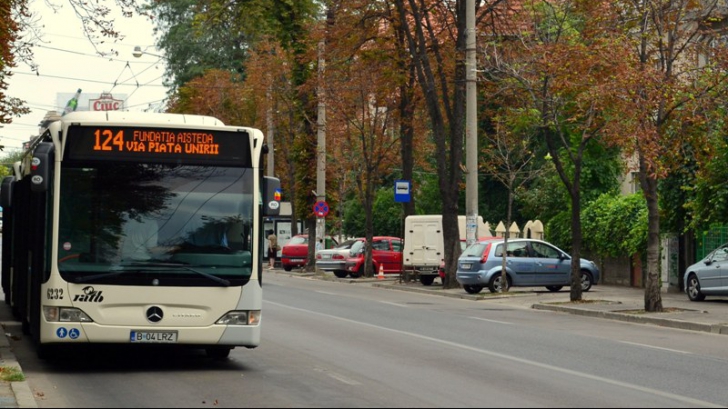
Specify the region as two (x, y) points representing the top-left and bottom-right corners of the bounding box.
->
(0, 302), (37, 408)
(281, 270), (728, 336)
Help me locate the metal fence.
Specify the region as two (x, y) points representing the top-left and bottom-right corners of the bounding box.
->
(698, 225), (728, 260)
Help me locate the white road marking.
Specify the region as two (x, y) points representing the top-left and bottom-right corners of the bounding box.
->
(379, 301), (407, 308)
(469, 317), (512, 325)
(326, 372), (361, 385)
(314, 368), (362, 385)
(266, 300), (722, 408)
(619, 341), (691, 355)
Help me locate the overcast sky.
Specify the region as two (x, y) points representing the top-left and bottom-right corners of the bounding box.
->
(2, 0), (170, 152)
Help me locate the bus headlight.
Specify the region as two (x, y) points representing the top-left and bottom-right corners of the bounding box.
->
(43, 307), (93, 323)
(216, 311), (261, 326)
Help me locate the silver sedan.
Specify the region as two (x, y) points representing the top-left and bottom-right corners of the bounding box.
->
(684, 244), (728, 301)
(315, 239), (359, 278)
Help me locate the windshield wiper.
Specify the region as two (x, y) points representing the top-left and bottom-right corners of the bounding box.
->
(142, 262), (231, 287)
(74, 267), (142, 284)
(74, 262), (231, 287)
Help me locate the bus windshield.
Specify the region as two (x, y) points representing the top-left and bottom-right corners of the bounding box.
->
(57, 163), (256, 286)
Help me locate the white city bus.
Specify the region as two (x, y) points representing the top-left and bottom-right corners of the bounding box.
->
(0, 111), (281, 359)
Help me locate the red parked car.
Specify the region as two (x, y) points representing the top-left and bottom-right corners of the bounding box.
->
(345, 237), (403, 278)
(281, 235), (337, 271)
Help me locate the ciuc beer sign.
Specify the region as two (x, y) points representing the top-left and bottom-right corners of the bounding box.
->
(90, 92), (125, 112)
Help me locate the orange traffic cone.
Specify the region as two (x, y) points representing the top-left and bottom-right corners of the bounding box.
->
(377, 264), (385, 280)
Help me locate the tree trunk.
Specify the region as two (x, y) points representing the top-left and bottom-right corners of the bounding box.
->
(400, 73), (416, 283)
(500, 188), (515, 292)
(569, 188), (583, 302)
(288, 160), (298, 237)
(640, 156), (663, 312)
(364, 176), (375, 278)
(306, 216), (316, 271)
(391, 0), (465, 289)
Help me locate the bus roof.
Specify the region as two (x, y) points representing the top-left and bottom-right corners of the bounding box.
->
(58, 111), (227, 128)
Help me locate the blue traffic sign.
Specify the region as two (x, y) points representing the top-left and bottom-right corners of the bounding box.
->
(395, 180), (411, 203)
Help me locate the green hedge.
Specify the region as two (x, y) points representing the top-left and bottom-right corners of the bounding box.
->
(547, 193), (647, 257)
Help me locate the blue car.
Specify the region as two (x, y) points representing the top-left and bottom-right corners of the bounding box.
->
(456, 238), (601, 294)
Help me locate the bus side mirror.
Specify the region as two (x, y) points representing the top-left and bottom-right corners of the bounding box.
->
(31, 142), (54, 193)
(263, 177), (281, 217)
(1, 176), (14, 209)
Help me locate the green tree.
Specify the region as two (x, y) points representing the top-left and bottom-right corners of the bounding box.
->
(614, 0), (728, 311)
(392, 0), (473, 289)
(373, 188), (404, 238)
(582, 193), (648, 259)
(146, 0), (283, 90)
(485, 0), (638, 301)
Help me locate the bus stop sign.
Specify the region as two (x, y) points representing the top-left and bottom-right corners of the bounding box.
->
(395, 180), (411, 203)
(313, 201), (330, 218)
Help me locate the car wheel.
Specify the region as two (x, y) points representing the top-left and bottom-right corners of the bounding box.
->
(686, 274), (706, 302)
(463, 285), (483, 294)
(580, 271), (594, 292)
(283, 266), (292, 272)
(546, 286), (563, 292)
(420, 276), (435, 286)
(488, 274), (510, 293)
(349, 268), (362, 279)
(333, 271), (348, 279)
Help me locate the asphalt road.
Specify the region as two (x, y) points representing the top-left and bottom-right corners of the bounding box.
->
(6, 272), (728, 408)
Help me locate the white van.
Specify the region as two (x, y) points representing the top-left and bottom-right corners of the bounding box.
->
(403, 215), (490, 285)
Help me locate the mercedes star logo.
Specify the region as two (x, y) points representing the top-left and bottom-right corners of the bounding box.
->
(146, 306), (164, 323)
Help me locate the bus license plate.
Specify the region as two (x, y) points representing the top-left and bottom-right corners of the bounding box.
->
(130, 331), (178, 344)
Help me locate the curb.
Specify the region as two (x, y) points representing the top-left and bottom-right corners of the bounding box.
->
(0, 326), (37, 408)
(532, 303), (728, 335)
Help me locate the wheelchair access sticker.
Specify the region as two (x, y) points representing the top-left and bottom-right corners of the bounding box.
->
(56, 328), (81, 340)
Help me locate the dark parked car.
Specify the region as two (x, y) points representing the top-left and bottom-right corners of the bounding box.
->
(684, 243), (728, 302)
(456, 238), (601, 294)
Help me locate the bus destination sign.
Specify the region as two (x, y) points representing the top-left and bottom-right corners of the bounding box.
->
(65, 126), (252, 166)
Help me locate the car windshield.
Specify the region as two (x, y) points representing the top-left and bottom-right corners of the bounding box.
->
(462, 242), (490, 257)
(57, 163), (256, 286)
(350, 240), (365, 254)
(289, 236), (308, 245)
(335, 240), (358, 250)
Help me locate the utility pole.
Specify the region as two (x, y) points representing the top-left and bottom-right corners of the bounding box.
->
(267, 77), (275, 177)
(465, 0), (479, 245)
(316, 38), (327, 244)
